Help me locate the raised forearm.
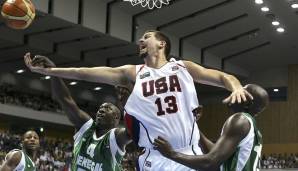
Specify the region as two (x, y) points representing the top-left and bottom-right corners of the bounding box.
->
(51, 77), (72, 102)
(47, 67), (112, 84)
(46, 67), (125, 85)
(50, 77), (90, 128)
(221, 74), (242, 92)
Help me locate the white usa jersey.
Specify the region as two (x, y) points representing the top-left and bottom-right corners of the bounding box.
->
(124, 58), (201, 150)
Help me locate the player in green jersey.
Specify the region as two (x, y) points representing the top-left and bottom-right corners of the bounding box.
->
(1, 130), (39, 171)
(153, 84), (269, 171)
(31, 56), (131, 171)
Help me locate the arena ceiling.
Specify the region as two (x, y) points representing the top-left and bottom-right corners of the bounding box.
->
(0, 0), (297, 97)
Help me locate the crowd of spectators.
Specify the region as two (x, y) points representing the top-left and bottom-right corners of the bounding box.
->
(0, 83), (96, 114)
(261, 153), (298, 169)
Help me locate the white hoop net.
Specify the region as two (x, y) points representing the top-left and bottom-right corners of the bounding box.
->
(123, 0), (171, 9)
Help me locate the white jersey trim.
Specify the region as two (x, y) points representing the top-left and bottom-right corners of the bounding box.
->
(109, 128), (125, 166)
(73, 119), (93, 147)
(236, 115), (255, 171)
(238, 116), (254, 147)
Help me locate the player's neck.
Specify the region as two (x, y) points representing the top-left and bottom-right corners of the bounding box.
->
(23, 148), (38, 161)
(95, 127), (110, 137)
(144, 53), (168, 68)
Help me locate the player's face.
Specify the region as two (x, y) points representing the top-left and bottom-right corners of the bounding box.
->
(138, 32), (161, 58)
(95, 103), (119, 127)
(22, 131), (40, 151)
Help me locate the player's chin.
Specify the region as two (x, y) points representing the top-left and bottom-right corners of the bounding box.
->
(26, 144), (39, 150)
(95, 118), (105, 126)
(95, 119), (101, 125)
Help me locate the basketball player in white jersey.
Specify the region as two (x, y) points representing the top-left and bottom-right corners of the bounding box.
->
(24, 30), (252, 170)
(154, 84), (269, 171)
(1, 130), (39, 171)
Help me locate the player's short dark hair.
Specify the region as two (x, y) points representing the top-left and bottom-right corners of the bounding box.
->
(22, 129), (39, 140)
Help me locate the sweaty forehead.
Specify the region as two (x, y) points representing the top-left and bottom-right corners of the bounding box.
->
(143, 32), (154, 37)
(101, 102), (117, 109)
(24, 131), (39, 138)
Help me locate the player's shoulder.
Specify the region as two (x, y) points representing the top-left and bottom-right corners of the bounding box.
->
(180, 60), (204, 69)
(229, 113), (250, 126)
(119, 65), (137, 81)
(5, 150), (22, 165)
(231, 112), (250, 121)
(224, 112), (251, 137)
(114, 127), (126, 137)
(114, 127), (130, 144)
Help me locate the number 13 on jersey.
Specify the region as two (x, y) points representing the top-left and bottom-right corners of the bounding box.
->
(155, 96), (178, 116)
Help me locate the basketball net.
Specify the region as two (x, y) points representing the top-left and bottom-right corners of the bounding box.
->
(123, 0), (171, 9)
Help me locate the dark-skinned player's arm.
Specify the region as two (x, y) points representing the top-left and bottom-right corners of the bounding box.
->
(154, 113), (250, 171)
(51, 77), (91, 130)
(114, 86), (132, 151)
(30, 56), (90, 130)
(0, 151), (22, 171)
(199, 131), (215, 154)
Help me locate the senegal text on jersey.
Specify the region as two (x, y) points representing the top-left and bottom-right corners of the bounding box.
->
(76, 155), (102, 171)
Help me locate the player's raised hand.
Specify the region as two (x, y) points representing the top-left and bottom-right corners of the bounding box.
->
(24, 52), (50, 75)
(153, 136), (176, 159)
(31, 55), (56, 68)
(222, 87), (253, 105)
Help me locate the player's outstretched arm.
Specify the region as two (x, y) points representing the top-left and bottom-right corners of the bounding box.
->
(183, 60), (253, 104)
(29, 55), (91, 129)
(154, 113), (250, 170)
(24, 52), (135, 87)
(0, 151), (22, 171)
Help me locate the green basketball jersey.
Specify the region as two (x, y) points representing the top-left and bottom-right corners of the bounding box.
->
(5, 149), (36, 171)
(221, 113), (262, 171)
(72, 119), (125, 171)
